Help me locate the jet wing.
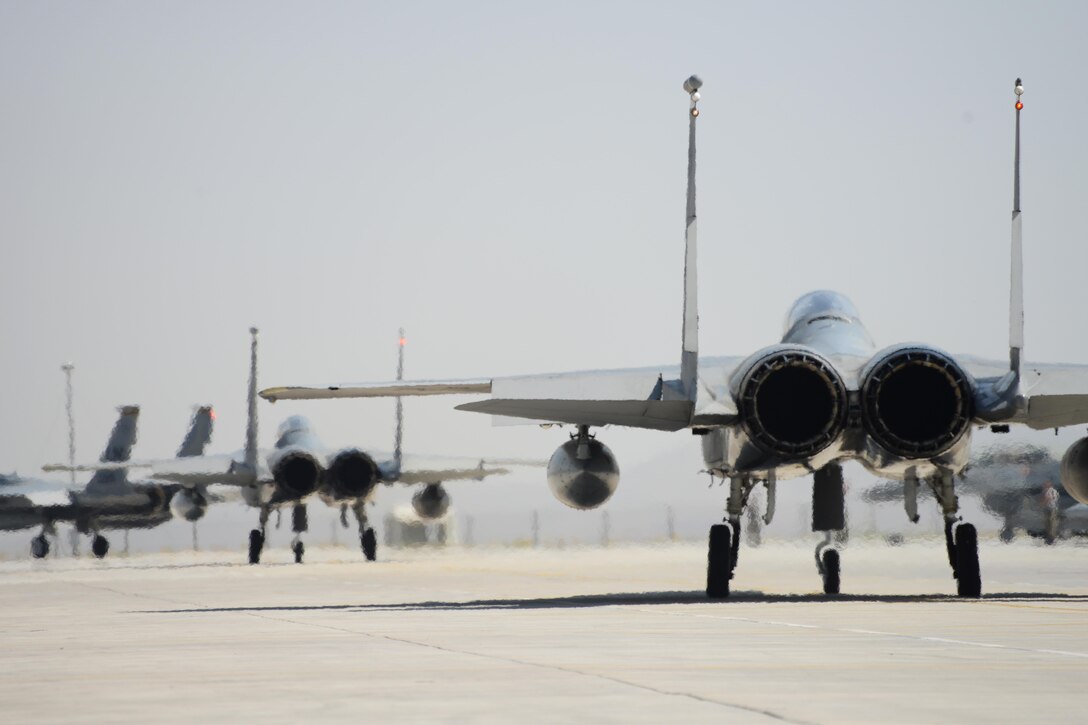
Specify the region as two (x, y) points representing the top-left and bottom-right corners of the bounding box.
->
(261, 359), (744, 431)
(395, 466), (510, 485)
(1018, 363), (1088, 429)
(960, 357), (1088, 430)
(142, 453), (260, 487)
(260, 380), (492, 401)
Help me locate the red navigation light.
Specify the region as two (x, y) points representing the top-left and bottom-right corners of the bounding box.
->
(209, 408), (217, 420)
(399, 337), (407, 347)
(1015, 101), (1023, 110)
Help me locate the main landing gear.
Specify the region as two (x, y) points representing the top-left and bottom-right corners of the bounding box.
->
(91, 534), (110, 559)
(353, 500), (377, 562)
(924, 473), (981, 598)
(30, 533), (51, 559)
(248, 506), (270, 564)
(706, 475), (775, 598)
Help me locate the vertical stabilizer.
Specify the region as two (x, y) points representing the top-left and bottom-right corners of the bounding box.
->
(1009, 78), (1025, 378)
(178, 405), (215, 458)
(393, 328), (405, 472)
(680, 75), (702, 402)
(244, 327), (259, 473)
(86, 405), (140, 490)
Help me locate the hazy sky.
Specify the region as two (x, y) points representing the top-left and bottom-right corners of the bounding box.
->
(3, 2), (1088, 527)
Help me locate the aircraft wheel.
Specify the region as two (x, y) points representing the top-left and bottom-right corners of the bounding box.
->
(821, 549), (841, 595)
(955, 523), (981, 598)
(248, 529), (264, 565)
(292, 540), (305, 564)
(706, 523), (732, 599)
(999, 525), (1015, 544)
(91, 535), (109, 559)
(361, 527), (377, 562)
(30, 535), (50, 559)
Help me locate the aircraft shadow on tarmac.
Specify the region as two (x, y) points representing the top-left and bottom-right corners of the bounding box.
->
(142, 590), (1088, 615)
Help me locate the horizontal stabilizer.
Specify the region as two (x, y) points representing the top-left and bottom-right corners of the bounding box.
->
(147, 470), (256, 488)
(455, 399), (694, 431)
(261, 379), (492, 402)
(396, 467), (510, 485)
(1017, 363), (1088, 429)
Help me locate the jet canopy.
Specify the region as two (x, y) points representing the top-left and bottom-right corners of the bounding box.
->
(784, 291), (862, 335)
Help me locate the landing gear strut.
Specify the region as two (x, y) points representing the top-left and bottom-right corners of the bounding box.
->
(352, 500), (377, 561)
(931, 472), (981, 598)
(706, 476), (769, 598)
(291, 503), (308, 564)
(248, 507), (270, 564)
(812, 464), (845, 595)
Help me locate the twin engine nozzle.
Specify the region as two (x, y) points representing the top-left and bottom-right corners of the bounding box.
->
(734, 345), (974, 461)
(270, 448), (381, 501)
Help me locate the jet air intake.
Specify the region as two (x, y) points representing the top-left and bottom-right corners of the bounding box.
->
(325, 449), (380, 500)
(861, 346), (973, 459)
(271, 450), (321, 498)
(735, 346), (848, 459)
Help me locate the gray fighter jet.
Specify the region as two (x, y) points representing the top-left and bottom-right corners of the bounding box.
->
(262, 77), (1088, 599)
(4, 404), (213, 558)
(866, 442), (1088, 543)
(125, 328), (516, 565)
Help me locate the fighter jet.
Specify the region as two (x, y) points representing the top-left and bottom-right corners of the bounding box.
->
(866, 441), (1088, 543)
(5, 404), (214, 558)
(261, 77), (1088, 599)
(129, 328), (519, 565)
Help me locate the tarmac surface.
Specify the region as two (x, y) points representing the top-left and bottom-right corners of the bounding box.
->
(2, 538), (1087, 723)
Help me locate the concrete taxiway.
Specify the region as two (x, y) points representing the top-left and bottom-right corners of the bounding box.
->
(2, 538), (1087, 723)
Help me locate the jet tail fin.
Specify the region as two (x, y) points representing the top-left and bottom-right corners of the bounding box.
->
(1009, 78), (1025, 379)
(86, 405), (140, 490)
(679, 76), (702, 403)
(393, 329), (405, 474)
(243, 328), (259, 474)
(178, 405), (214, 458)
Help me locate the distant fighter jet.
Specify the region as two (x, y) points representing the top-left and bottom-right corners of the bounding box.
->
(261, 77), (1088, 599)
(121, 328), (519, 565)
(866, 442), (1088, 543)
(5, 404), (214, 558)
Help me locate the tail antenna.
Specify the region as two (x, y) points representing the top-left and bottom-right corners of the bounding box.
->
(1010, 78), (1025, 377)
(680, 75), (702, 402)
(393, 328), (405, 472)
(244, 327), (259, 473)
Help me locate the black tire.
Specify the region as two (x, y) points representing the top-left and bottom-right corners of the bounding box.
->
(361, 528), (377, 562)
(999, 525), (1015, 544)
(821, 549), (841, 595)
(955, 523), (981, 598)
(248, 529), (264, 565)
(292, 540), (304, 564)
(30, 535), (50, 559)
(707, 524), (732, 599)
(91, 535), (109, 559)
